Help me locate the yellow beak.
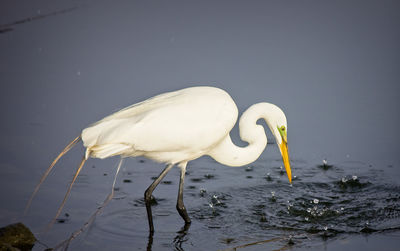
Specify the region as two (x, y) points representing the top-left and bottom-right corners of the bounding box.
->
(280, 141), (292, 184)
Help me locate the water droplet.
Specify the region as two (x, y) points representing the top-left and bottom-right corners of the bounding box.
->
(352, 175), (358, 180)
(209, 203), (214, 208)
(324, 226), (328, 231)
(271, 191), (275, 197)
(341, 177), (348, 183)
(313, 199), (319, 204)
(305, 217), (309, 221)
(307, 208), (312, 213)
(323, 159), (328, 165)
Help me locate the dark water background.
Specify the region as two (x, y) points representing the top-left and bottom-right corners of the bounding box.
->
(1, 0), (399, 250)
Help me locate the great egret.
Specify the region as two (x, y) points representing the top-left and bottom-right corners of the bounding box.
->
(26, 86), (292, 233)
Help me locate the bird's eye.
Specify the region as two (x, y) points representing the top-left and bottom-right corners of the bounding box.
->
(281, 126), (285, 131)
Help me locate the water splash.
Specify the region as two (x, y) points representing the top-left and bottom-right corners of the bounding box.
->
(190, 161), (400, 242)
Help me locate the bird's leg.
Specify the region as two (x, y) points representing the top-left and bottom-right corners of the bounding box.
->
(144, 163), (174, 233)
(176, 162), (191, 224)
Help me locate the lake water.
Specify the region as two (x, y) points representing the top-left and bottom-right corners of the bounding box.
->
(1, 0), (399, 250)
(5, 149), (399, 250)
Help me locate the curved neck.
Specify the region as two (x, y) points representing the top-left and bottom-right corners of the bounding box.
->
(209, 103), (278, 167)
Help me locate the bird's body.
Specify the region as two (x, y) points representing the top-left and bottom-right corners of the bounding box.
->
(26, 86), (292, 233)
(81, 86), (238, 164)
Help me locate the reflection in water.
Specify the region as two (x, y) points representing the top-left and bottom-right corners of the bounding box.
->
(146, 223), (190, 251)
(146, 232), (153, 251)
(173, 223), (191, 251)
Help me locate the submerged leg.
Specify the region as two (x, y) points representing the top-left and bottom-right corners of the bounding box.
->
(144, 163), (174, 233)
(176, 162), (191, 224)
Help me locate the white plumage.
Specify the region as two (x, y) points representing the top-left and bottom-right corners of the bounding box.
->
(81, 86), (238, 163)
(26, 86), (292, 233)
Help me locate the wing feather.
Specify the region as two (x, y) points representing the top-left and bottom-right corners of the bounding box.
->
(81, 87), (238, 160)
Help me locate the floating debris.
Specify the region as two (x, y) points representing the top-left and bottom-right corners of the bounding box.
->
(287, 235), (295, 245)
(57, 219), (67, 223)
(190, 177), (204, 182)
(221, 238), (235, 244)
(260, 215), (267, 222)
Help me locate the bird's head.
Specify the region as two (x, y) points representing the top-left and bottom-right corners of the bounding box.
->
(267, 105), (292, 184)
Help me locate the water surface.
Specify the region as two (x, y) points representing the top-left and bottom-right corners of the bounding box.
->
(0, 0), (399, 250)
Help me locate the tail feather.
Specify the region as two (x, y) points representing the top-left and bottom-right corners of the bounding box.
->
(47, 156), (87, 230)
(24, 135), (81, 215)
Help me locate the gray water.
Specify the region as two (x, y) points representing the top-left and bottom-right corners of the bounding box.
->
(1, 0), (400, 250)
(12, 154), (400, 250)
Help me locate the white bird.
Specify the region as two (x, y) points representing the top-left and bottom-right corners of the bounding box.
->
(26, 86), (292, 233)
